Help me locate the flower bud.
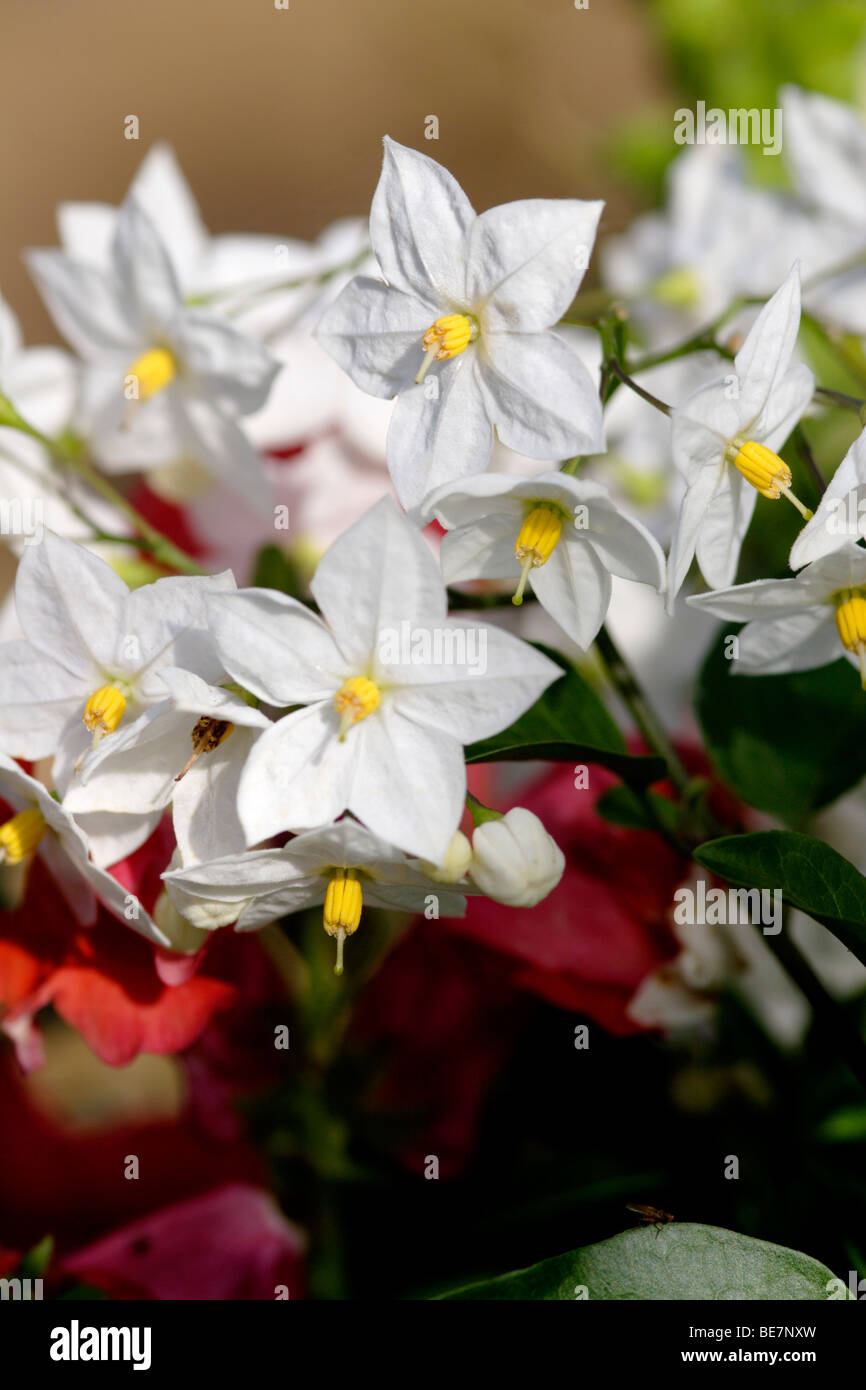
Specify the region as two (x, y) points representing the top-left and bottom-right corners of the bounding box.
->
(468, 807), (564, 907)
(419, 829), (473, 884)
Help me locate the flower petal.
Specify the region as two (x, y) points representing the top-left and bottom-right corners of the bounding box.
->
(529, 540), (612, 650)
(478, 332), (604, 459)
(314, 276), (432, 398)
(207, 589), (344, 706)
(468, 198), (603, 331)
(370, 137), (473, 305)
(385, 356), (493, 513)
(236, 704), (353, 845)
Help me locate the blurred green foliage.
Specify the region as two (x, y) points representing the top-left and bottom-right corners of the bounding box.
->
(610, 0), (866, 198)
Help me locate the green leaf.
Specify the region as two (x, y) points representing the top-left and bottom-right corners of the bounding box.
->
(465, 646), (665, 785)
(250, 544), (306, 598)
(695, 630), (866, 823)
(439, 1223), (848, 1300)
(596, 785), (680, 836)
(694, 831), (866, 968)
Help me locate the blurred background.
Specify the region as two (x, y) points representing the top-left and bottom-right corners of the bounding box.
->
(5, 0), (864, 342)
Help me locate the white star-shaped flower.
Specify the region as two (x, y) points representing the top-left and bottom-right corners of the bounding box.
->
(667, 265), (815, 607)
(688, 543), (866, 687)
(425, 470), (664, 650)
(26, 199), (279, 510)
(0, 754), (166, 944)
(164, 818), (468, 975)
(208, 497), (561, 863)
(315, 137), (605, 514)
(0, 533), (236, 819)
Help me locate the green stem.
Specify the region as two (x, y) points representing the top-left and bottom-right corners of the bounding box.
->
(594, 624), (690, 795)
(0, 396), (207, 576)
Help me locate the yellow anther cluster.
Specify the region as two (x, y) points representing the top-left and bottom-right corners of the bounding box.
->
(0, 808), (46, 865)
(415, 314), (474, 382)
(83, 686), (127, 737)
(334, 676), (380, 741)
(127, 347), (177, 401)
(323, 870), (363, 975)
(835, 592), (866, 690)
(513, 504), (564, 606)
(730, 441), (813, 520)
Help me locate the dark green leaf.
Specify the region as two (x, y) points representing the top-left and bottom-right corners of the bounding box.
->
(695, 831), (866, 968)
(466, 646), (665, 785)
(695, 629), (866, 823)
(440, 1222), (848, 1300)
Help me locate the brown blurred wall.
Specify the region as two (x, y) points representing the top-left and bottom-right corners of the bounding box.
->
(1, 0), (669, 342)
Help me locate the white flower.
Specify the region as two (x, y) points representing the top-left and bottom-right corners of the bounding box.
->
(315, 137), (605, 513)
(26, 199), (279, 510)
(790, 429), (866, 570)
(667, 265), (815, 607)
(0, 531), (235, 783)
(61, 667), (271, 868)
(0, 754), (166, 944)
(163, 818), (468, 974)
(208, 497), (562, 863)
(687, 542), (866, 687)
(425, 470), (664, 650)
(468, 807), (565, 907)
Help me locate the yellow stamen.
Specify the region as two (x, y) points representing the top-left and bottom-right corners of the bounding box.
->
(0, 808), (46, 865)
(83, 686), (127, 743)
(334, 676), (380, 741)
(323, 869), (363, 975)
(729, 441), (813, 520)
(175, 717), (235, 782)
(126, 347), (177, 402)
(512, 505), (563, 606)
(834, 591), (866, 690)
(415, 313), (475, 383)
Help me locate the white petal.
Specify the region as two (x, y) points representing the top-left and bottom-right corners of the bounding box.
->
(207, 589), (344, 705)
(694, 466), (756, 590)
(734, 264), (802, 424)
(172, 724), (260, 864)
(314, 277), (432, 397)
(15, 531), (127, 676)
(25, 249), (137, 359)
(128, 143), (209, 287)
(0, 641), (85, 758)
(123, 570), (235, 694)
(386, 356), (493, 513)
(791, 430), (866, 569)
(438, 512), (520, 582)
(529, 540), (611, 650)
(71, 809), (162, 869)
(112, 198), (183, 332)
(751, 363), (814, 451)
(468, 198), (603, 331)
(172, 311), (279, 414)
(478, 332), (604, 459)
(237, 704), (353, 844)
(387, 617), (561, 742)
(171, 395), (272, 512)
(312, 497), (446, 666)
(666, 465), (726, 610)
(687, 575), (819, 620)
(57, 201), (117, 266)
(370, 137), (473, 305)
(672, 383), (740, 483)
(736, 607), (839, 674)
(349, 703), (465, 862)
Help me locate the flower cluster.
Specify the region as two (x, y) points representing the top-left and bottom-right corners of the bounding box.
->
(1, 100), (866, 1036)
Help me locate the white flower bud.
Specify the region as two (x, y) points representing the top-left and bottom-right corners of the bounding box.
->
(419, 829), (473, 883)
(469, 807), (565, 907)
